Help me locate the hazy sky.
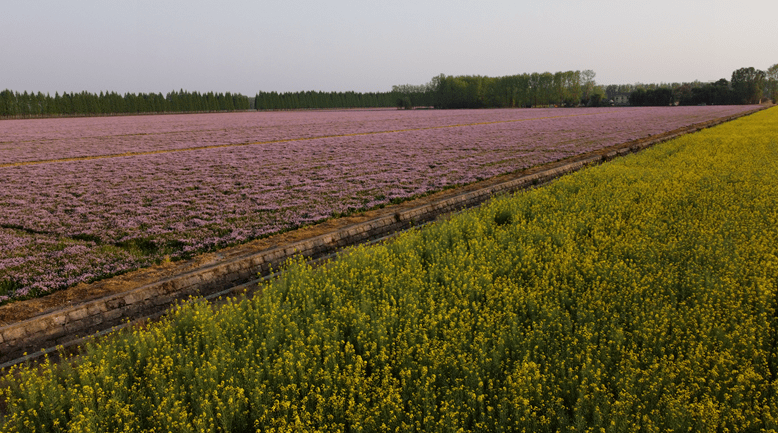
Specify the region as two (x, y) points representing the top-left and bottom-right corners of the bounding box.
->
(2, 0), (776, 95)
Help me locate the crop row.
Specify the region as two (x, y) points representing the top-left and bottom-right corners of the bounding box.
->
(0, 106), (759, 301)
(2, 107), (776, 431)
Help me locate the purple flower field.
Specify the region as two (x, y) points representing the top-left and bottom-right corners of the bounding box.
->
(0, 106), (758, 301)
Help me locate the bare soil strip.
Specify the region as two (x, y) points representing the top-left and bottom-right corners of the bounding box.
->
(0, 106), (765, 367)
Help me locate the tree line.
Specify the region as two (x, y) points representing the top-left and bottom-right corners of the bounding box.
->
(392, 70), (603, 109)
(0, 89), (250, 118)
(3, 64), (775, 118)
(254, 71), (603, 111)
(253, 90), (400, 110)
(621, 65), (778, 106)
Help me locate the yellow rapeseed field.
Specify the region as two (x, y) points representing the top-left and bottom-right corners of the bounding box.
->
(2, 107), (777, 432)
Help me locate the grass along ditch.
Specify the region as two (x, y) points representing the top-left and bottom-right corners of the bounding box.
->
(2, 107), (776, 430)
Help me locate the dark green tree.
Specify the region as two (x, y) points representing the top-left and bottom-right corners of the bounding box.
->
(731, 67), (766, 104)
(766, 63), (778, 103)
(0, 89), (16, 116)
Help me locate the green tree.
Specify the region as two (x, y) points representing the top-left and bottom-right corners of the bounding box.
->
(731, 67), (766, 104)
(567, 70), (582, 106)
(629, 88), (647, 106)
(552, 71), (567, 106)
(396, 96), (412, 109)
(580, 70), (596, 105)
(588, 86), (607, 107)
(766, 63), (778, 103)
(0, 89), (16, 116)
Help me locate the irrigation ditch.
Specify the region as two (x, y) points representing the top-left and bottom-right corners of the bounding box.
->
(0, 105), (767, 370)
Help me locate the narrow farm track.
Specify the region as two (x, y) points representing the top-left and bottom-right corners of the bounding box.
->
(0, 105), (767, 370)
(0, 111), (613, 168)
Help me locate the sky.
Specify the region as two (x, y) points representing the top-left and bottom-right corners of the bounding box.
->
(2, 0), (776, 96)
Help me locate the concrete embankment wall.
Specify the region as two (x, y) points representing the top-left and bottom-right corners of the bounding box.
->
(0, 107), (764, 366)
